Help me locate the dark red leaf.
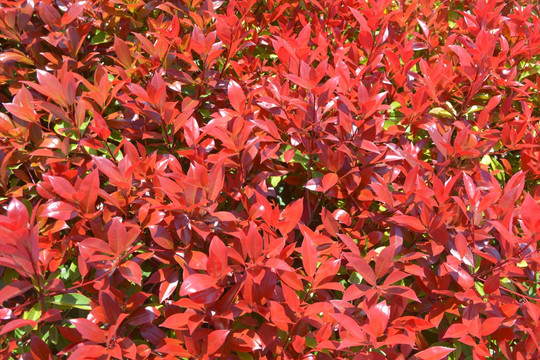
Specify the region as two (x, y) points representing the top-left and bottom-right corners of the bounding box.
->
(114, 37), (132, 68)
(99, 290), (122, 326)
(159, 270), (179, 303)
(0, 280), (34, 304)
(31, 335), (53, 360)
(119, 260), (142, 286)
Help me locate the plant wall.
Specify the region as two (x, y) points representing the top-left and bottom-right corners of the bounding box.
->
(0, 0), (539, 359)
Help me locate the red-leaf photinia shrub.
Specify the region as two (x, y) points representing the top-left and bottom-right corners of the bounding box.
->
(0, 0), (539, 359)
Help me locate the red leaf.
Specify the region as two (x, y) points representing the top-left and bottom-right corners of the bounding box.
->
(462, 173), (477, 202)
(390, 215), (425, 232)
(322, 173), (338, 192)
(365, 301), (390, 337)
(415, 346), (455, 360)
(499, 171), (525, 209)
(207, 236), (227, 278)
(79, 237), (114, 255)
(246, 221), (263, 261)
(31, 335), (53, 360)
(375, 245), (395, 278)
(127, 307), (158, 327)
(369, 174), (395, 208)
(159, 270), (179, 303)
(0, 319), (37, 336)
(344, 252), (377, 286)
(384, 286), (420, 302)
(108, 217), (127, 256)
(330, 313), (366, 340)
(207, 329), (230, 355)
(71, 318), (106, 343)
(443, 256), (474, 289)
(179, 274), (216, 296)
(305, 177), (324, 192)
(443, 323), (468, 338)
(89, 109), (111, 140)
(7, 198), (29, 229)
(92, 156), (123, 185)
(159, 313), (189, 331)
(114, 36), (132, 68)
(61, 1), (86, 25)
(522, 194), (540, 233)
(207, 160), (225, 201)
(99, 290), (122, 326)
(149, 225), (174, 250)
(269, 301), (291, 331)
(119, 260), (142, 286)
(77, 170), (99, 214)
(455, 233), (468, 260)
(301, 232), (318, 278)
(0, 280), (34, 304)
(66, 345), (106, 360)
(313, 259), (341, 289)
(228, 80), (246, 112)
(481, 317), (504, 336)
(26, 70), (68, 107)
(448, 45), (475, 78)
(41, 201), (78, 220)
(45, 175), (76, 201)
(483, 275), (500, 294)
(278, 198), (304, 235)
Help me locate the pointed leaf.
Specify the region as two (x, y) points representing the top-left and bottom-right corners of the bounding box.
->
(108, 217), (127, 256)
(41, 201), (78, 220)
(415, 346), (455, 360)
(390, 215), (425, 232)
(71, 318), (106, 343)
(180, 274), (216, 296)
(119, 260), (142, 286)
(344, 252), (376, 286)
(228, 80), (246, 112)
(77, 170), (99, 214)
(0, 280), (34, 304)
(0, 319), (37, 336)
(207, 329), (230, 355)
(301, 234), (318, 278)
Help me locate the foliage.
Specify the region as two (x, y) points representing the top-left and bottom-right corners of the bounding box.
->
(0, 0), (539, 359)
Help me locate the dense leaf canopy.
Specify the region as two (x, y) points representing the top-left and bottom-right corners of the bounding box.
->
(0, 0), (539, 359)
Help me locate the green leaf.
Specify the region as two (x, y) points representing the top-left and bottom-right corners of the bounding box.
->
(349, 272), (363, 284)
(49, 293), (92, 310)
(466, 105), (484, 114)
(475, 281), (485, 296)
(305, 336), (317, 348)
(23, 303), (42, 322)
(269, 176), (282, 187)
(237, 353), (254, 360)
(91, 31), (108, 45)
(517, 259), (528, 268)
(429, 107), (453, 118)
